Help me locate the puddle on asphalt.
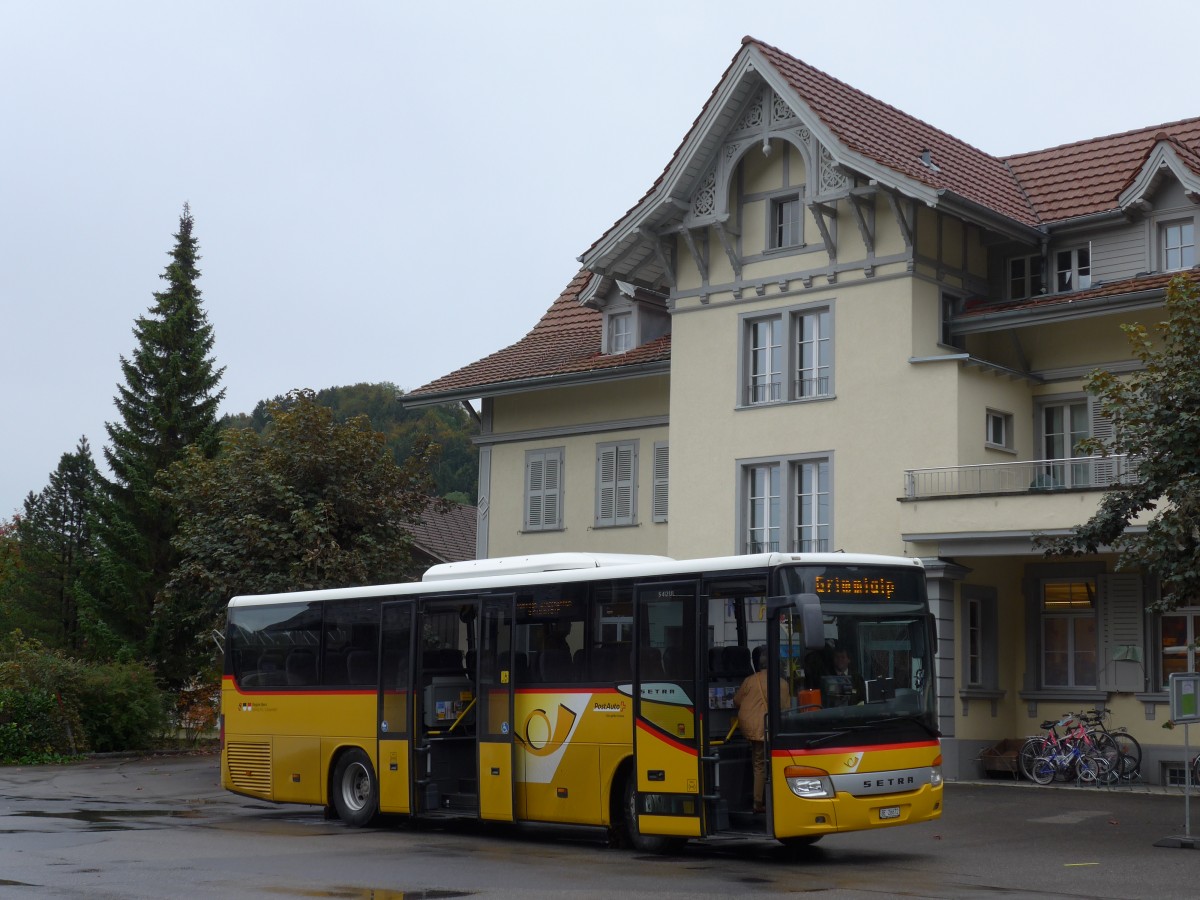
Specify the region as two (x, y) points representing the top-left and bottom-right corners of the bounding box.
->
(263, 890), (473, 900)
(8, 808), (205, 831)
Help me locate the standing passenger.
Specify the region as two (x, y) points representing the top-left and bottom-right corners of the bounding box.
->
(733, 645), (789, 814)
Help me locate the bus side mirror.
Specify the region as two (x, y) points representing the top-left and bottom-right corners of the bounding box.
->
(796, 594), (824, 651)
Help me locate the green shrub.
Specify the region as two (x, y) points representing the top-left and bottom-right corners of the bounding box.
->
(0, 630), (168, 756)
(77, 662), (168, 753)
(0, 687), (68, 762)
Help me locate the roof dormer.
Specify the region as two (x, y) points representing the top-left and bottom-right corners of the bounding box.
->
(580, 274), (669, 355)
(1118, 134), (1200, 215)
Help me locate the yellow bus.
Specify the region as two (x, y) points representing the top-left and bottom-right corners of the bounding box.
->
(221, 552), (942, 851)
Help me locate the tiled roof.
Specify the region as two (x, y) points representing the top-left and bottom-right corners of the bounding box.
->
(412, 38), (1198, 401)
(959, 269), (1199, 319)
(748, 38), (1039, 226)
(407, 269), (671, 399)
(1005, 118), (1200, 223)
(405, 501), (477, 565)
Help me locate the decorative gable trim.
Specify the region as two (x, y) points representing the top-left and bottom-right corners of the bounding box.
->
(1118, 138), (1200, 213)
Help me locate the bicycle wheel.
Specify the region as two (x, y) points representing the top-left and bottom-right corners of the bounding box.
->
(1110, 731), (1141, 781)
(1190, 754), (1200, 789)
(1087, 732), (1121, 779)
(1028, 755), (1056, 785)
(1077, 752), (1108, 785)
(1018, 737), (1048, 782)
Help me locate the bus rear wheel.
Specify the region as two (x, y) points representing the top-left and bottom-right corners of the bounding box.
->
(332, 748), (378, 827)
(620, 776), (685, 854)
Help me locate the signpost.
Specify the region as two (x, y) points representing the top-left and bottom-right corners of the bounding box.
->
(1156, 673), (1200, 850)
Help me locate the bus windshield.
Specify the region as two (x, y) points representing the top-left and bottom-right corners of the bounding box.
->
(771, 563), (937, 748)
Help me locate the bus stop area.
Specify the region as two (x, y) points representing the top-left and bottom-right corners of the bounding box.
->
(1, 751), (1198, 899)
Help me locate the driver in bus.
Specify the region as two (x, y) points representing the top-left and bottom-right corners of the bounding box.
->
(733, 645), (790, 814)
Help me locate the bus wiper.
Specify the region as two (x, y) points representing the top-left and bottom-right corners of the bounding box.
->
(874, 714), (940, 738)
(802, 726), (869, 749)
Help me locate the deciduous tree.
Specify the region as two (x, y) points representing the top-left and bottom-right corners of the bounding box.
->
(156, 389), (442, 682)
(1042, 274), (1200, 610)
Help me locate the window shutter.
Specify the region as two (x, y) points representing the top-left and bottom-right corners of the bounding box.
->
(652, 443), (669, 523)
(542, 452), (561, 528)
(1097, 574), (1144, 692)
(597, 446), (616, 526)
(596, 443), (636, 527)
(1090, 401), (1116, 486)
(615, 444), (635, 524)
(526, 449), (562, 530)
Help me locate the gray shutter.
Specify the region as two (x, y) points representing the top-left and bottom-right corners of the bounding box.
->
(1098, 574), (1144, 692)
(1090, 401), (1115, 486)
(526, 453), (545, 530)
(526, 449), (562, 530)
(614, 444), (635, 525)
(597, 446), (616, 526)
(652, 443), (669, 523)
(542, 451), (561, 528)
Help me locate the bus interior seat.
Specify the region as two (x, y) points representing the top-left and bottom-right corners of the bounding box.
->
(723, 645), (752, 678)
(346, 649), (376, 685)
(285, 648), (318, 686)
(539, 647), (573, 682)
(637, 646), (665, 680)
(708, 646), (727, 677)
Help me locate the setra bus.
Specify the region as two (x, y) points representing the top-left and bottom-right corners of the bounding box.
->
(220, 551), (942, 850)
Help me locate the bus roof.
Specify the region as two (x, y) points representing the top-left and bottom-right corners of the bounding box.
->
(422, 552), (675, 582)
(226, 552), (924, 609)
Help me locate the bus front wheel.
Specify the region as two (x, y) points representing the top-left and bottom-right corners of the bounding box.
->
(331, 748), (378, 827)
(621, 776), (685, 854)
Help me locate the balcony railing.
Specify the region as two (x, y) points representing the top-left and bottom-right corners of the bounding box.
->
(903, 455), (1136, 500)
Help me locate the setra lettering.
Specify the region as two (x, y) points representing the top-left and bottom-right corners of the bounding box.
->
(863, 776), (916, 789)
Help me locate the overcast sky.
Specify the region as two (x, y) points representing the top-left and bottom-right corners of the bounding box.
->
(3, 0), (1196, 518)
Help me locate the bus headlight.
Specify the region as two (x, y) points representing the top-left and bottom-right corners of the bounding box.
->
(784, 765), (834, 799)
(930, 754), (943, 788)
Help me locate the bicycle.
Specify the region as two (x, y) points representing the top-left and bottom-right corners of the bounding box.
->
(1020, 714), (1116, 785)
(1080, 708), (1141, 782)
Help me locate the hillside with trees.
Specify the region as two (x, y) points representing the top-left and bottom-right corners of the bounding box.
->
(222, 383), (478, 504)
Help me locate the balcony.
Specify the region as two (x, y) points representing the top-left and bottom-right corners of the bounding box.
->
(903, 455), (1135, 501)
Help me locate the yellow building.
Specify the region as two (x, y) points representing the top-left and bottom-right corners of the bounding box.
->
(407, 36), (1200, 783)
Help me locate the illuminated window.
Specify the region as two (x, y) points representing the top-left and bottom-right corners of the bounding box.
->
(1055, 247), (1092, 292)
(1161, 610), (1200, 690)
(1040, 579), (1096, 687)
(1008, 254), (1044, 300)
(741, 305), (833, 406)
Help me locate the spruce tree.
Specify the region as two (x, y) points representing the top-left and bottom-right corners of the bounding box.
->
(98, 204), (225, 655)
(12, 437), (101, 649)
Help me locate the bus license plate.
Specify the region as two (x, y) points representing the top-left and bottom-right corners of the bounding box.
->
(879, 806), (901, 820)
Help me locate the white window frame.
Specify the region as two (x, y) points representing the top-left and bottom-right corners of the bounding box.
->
(1008, 254), (1044, 300)
(740, 304), (834, 407)
(1035, 396), (1090, 487)
(1039, 578), (1097, 689)
(985, 409), (1013, 451)
(524, 447), (564, 532)
(738, 454), (832, 555)
(769, 192), (804, 250)
(1161, 219), (1196, 271)
(595, 440), (637, 528)
(608, 311), (633, 355)
(1055, 245), (1092, 292)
